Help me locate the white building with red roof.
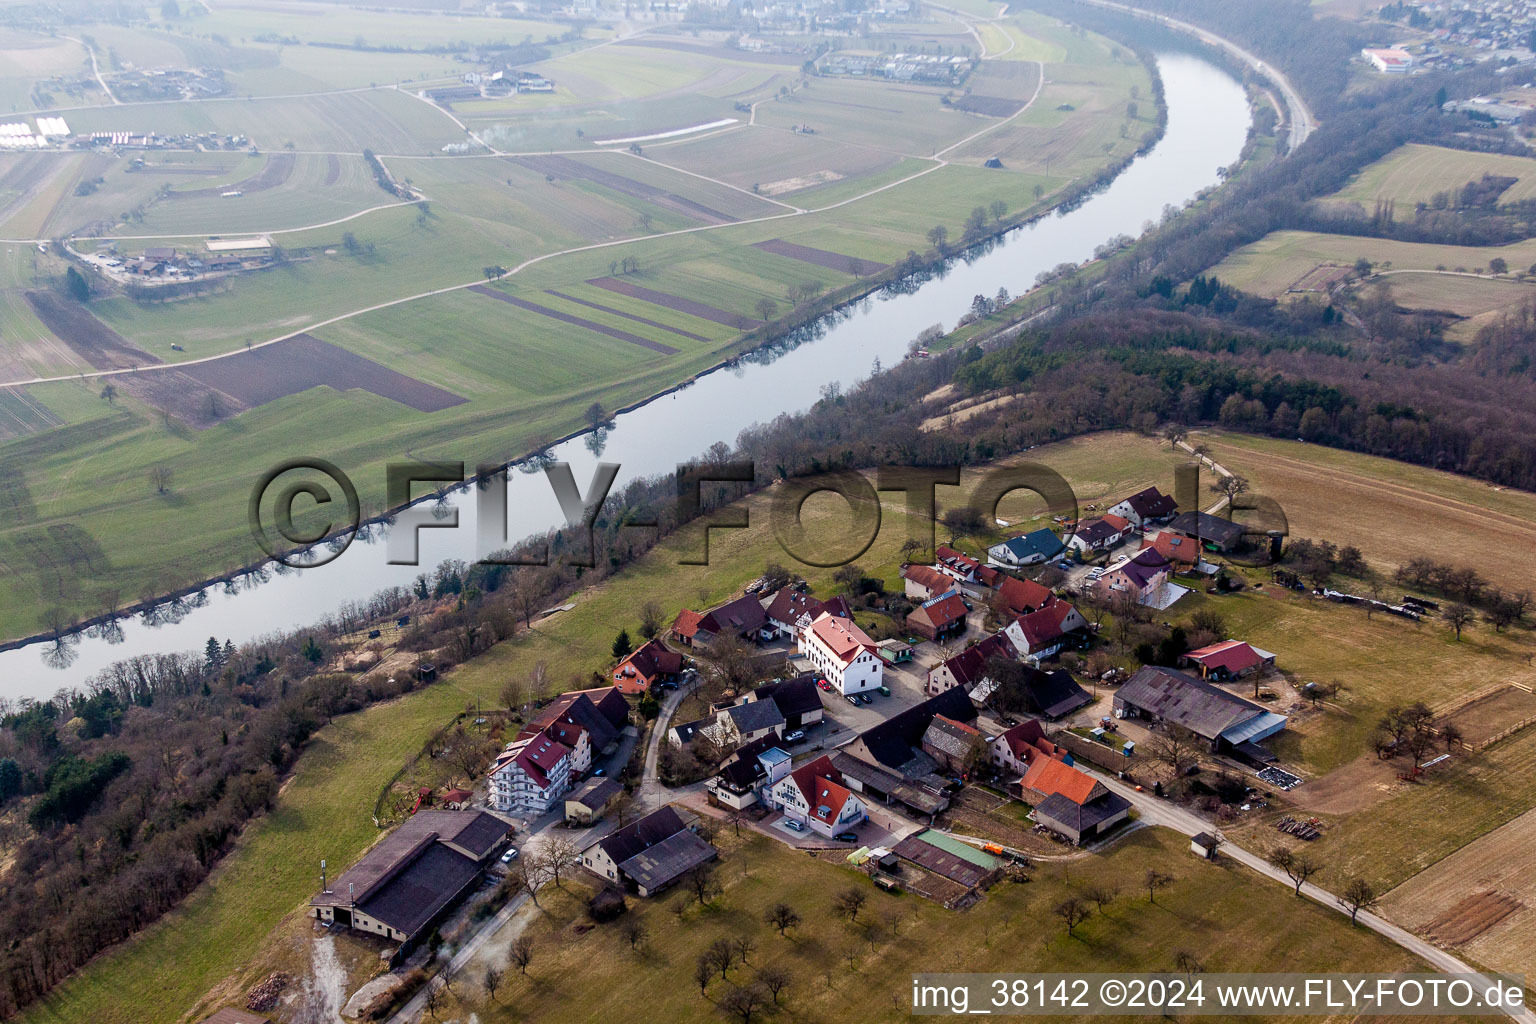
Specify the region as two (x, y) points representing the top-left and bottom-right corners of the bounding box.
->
(490, 730), (573, 816)
(799, 611), (883, 695)
(1003, 600), (1088, 662)
(768, 754), (866, 838)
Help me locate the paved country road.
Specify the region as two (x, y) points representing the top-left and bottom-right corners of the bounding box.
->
(1083, 769), (1536, 1024)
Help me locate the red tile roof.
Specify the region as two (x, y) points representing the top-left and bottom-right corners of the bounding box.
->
(1021, 757), (1100, 806)
(911, 592), (967, 630)
(1102, 513), (1131, 531)
(612, 638), (684, 694)
(1140, 531), (1199, 566)
(806, 612), (876, 665)
(901, 564), (952, 594)
(672, 608), (704, 639)
(994, 575), (1054, 615)
(997, 720), (1066, 764)
(1184, 640), (1268, 675)
(1011, 601), (1078, 649)
(786, 754), (853, 824)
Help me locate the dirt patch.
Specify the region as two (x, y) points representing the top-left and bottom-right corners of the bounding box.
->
(172, 152), (296, 199)
(513, 154), (737, 224)
(1289, 263), (1353, 292)
(1424, 891), (1523, 946)
(136, 165), (227, 175)
(1440, 685), (1536, 749)
(752, 238), (886, 275)
(323, 153), (341, 187)
(469, 284), (678, 354)
(1288, 752), (1403, 815)
(759, 170), (843, 196)
(953, 95), (1024, 117)
(24, 291), (161, 371)
(186, 333), (467, 412)
(120, 334), (466, 425)
(587, 277), (753, 329)
(544, 289), (710, 342)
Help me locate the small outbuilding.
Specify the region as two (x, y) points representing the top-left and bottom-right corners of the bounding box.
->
(1191, 832), (1220, 859)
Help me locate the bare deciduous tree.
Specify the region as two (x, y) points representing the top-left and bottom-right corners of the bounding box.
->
(510, 936), (534, 974)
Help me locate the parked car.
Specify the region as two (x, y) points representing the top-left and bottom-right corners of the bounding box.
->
(592, 768), (606, 777)
(818, 679), (834, 692)
(845, 695), (860, 706)
(500, 847), (520, 864)
(784, 819), (805, 832)
(783, 729), (805, 743)
(858, 693), (873, 705)
(834, 831), (859, 842)
(877, 685), (891, 696)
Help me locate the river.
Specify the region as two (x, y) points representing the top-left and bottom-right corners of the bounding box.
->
(0, 52), (1251, 697)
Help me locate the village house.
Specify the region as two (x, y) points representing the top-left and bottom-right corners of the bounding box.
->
(1015, 757), (1131, 845)
(920, 714), (985, 775)
(1181, 640), (1277, 681)
(1165, 510), (1247, 553)
(311, 810), (510, 955)
(986, 527), (1063, 568)
(767, 754), (867, 837)
(925, 631), (1014, 697)
(902, 563), (955, 602)
(705, 734), (793, 810)
(580, 806), (717, 897)
(611, 638), (683, 694)
(1106, 486), (1178, 527)
(933, 545), (984, 584)
(992, 574), (1056, 617)
(1139, 531), (1202, 571)
(834, 687), (978, 821)
(906, 589), (969, 642)
(763, 587), (851, 640)
(671, 594), (770, 646)
(800, 611), (883, 694)
(744, 674), (824, 730)
(1066, 513), (1130, 554)
(1115, 665), (1288, 755)
(1095, 548), (1174, 605)
(565, 776), (624, 825)
(489, 731), (573, 816)
(989, 719), (1071, 775)
(703, 697), (785, 747)
(1003, 600), (1088, 663)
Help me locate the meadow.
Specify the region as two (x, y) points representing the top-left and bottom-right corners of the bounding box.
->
(0, 5), (1152, 634)
(1331, 142), (1536, 208)
(1208, 228), (1536, 297)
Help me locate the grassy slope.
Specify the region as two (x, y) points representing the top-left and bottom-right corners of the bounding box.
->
(436, 829), (1421, 1024)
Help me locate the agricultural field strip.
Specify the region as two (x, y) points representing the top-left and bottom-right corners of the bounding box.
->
(1216, 439), (1536, 538)
(2, 74), (463, 121)
(0, 61), (1048, 389)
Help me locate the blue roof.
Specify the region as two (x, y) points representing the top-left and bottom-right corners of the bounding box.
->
(759, 747), (790, 768)
(1001, 528), (1063, 560)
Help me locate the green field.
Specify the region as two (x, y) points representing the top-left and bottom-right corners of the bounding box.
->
(1208, 228), (1536, 297)
(0, 6), (1153, 638)
(1332, 142), (1536, 208)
